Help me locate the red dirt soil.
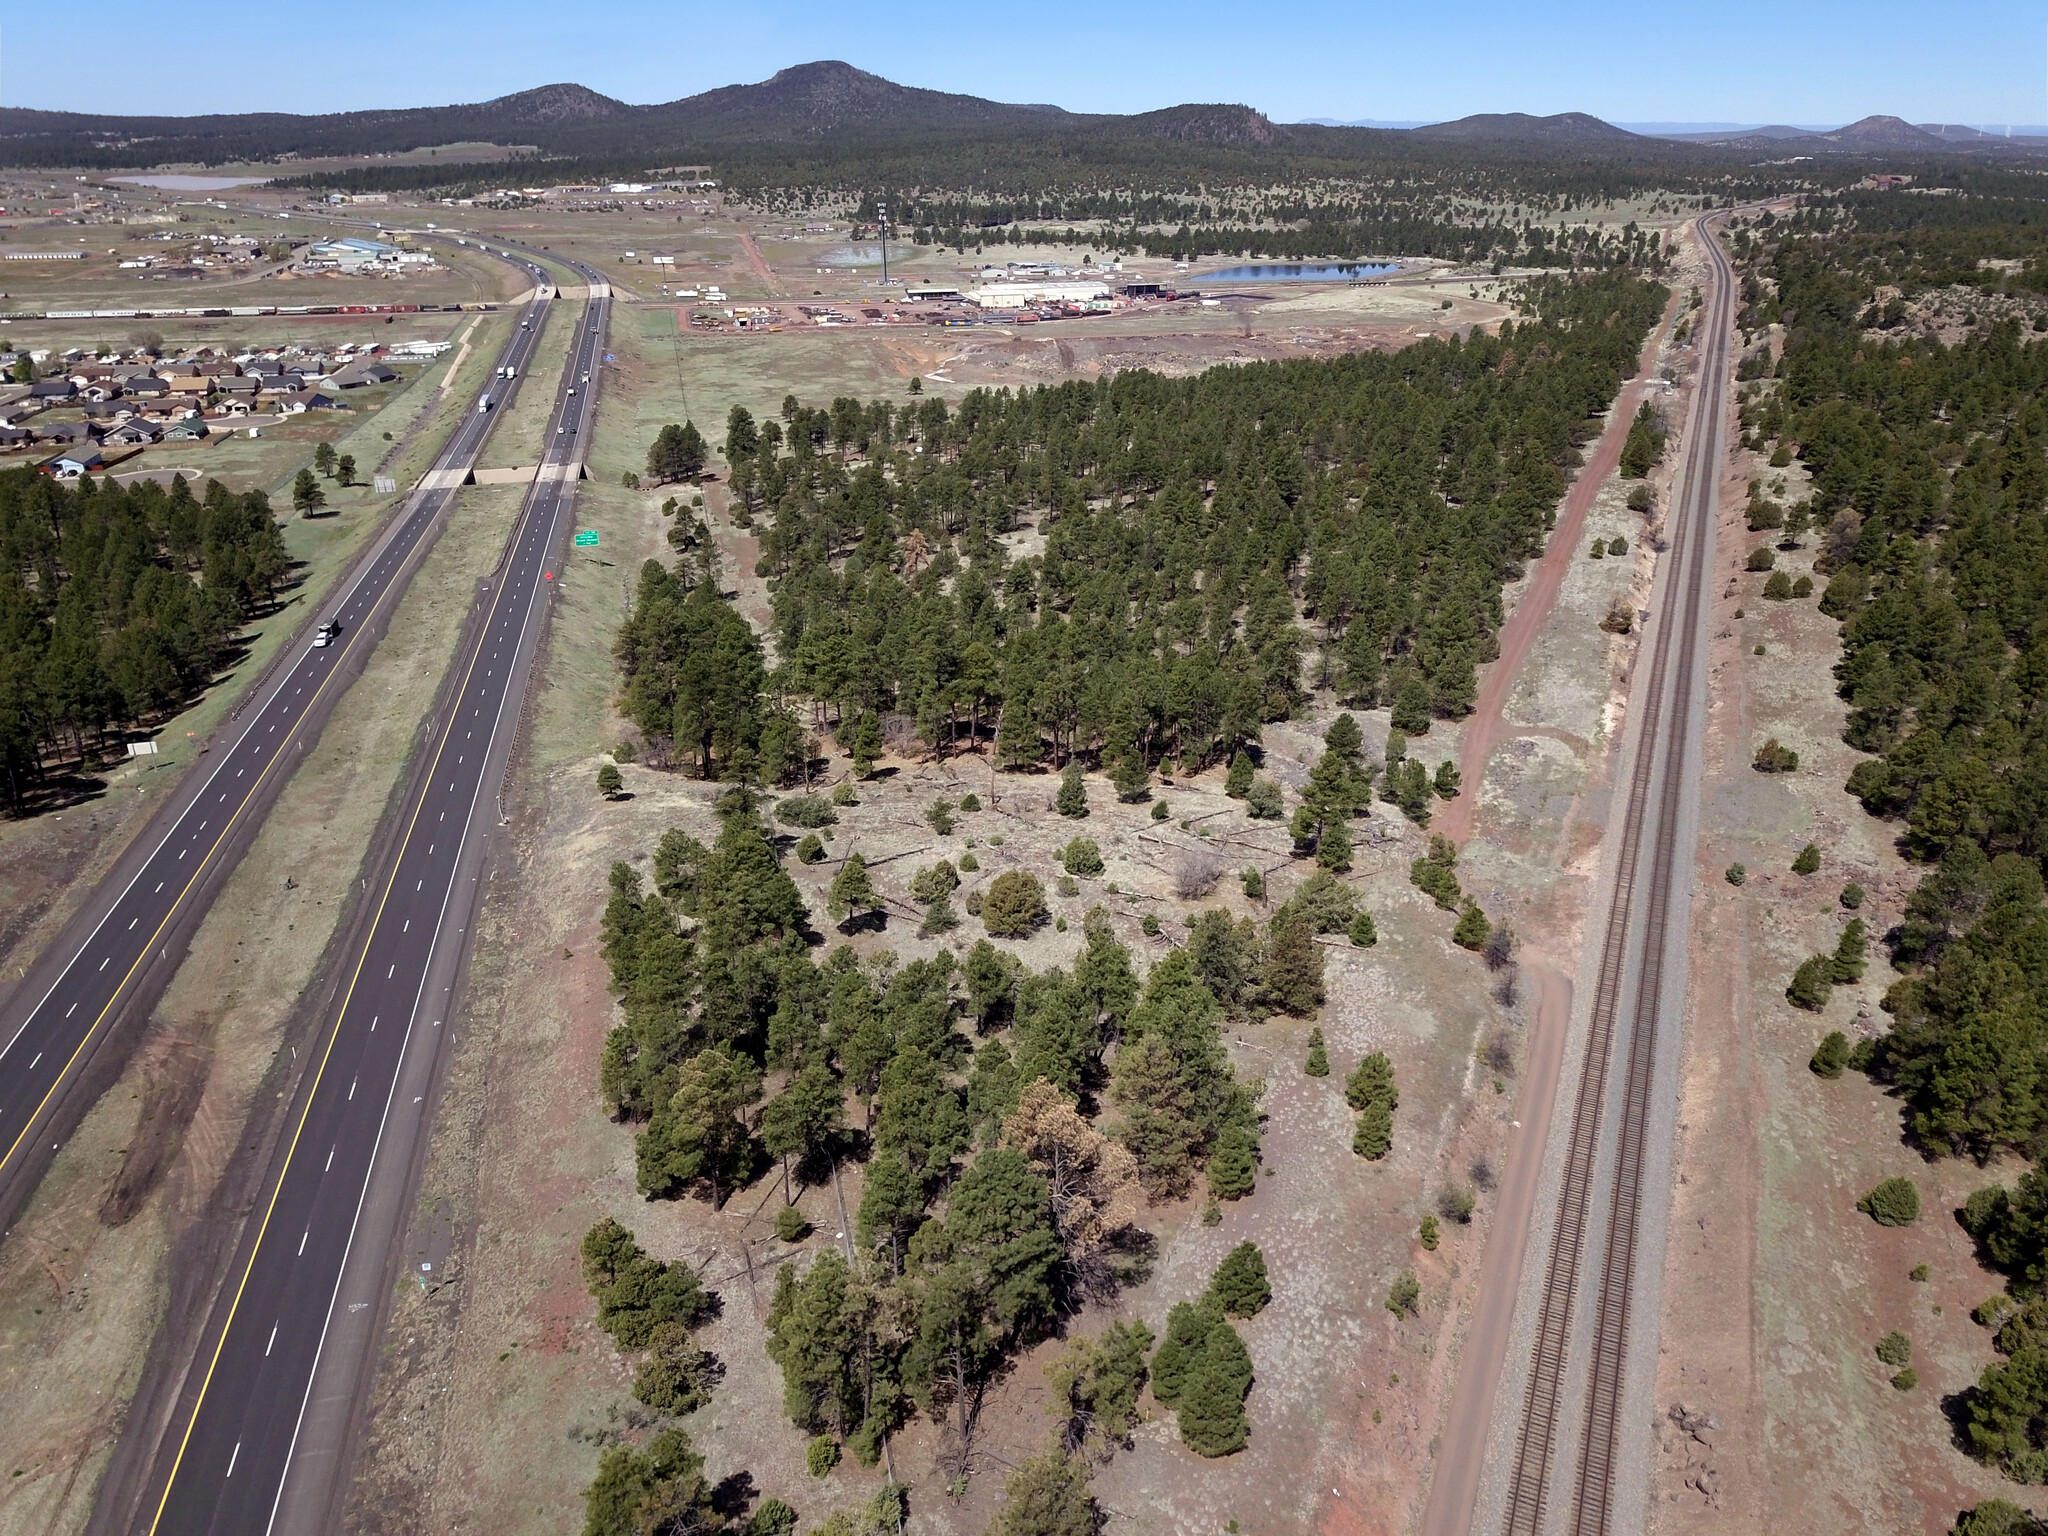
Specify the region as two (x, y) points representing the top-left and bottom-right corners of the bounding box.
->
(1438, 295), (1679, 848)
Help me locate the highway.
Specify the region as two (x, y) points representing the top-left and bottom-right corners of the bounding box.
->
(113, 257), (611, 1535)
(0, 252), (557, 1239)
(1484, 210), (1735, 1536)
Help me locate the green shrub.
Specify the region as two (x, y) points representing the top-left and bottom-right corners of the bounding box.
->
(927, 800), (957, 835)
(1386, 1270), (1420, 1317)
(1792, 842), (1822, 875)
(982, 870), (1049, 937)
(1725, 862), (1747, 886)
(1225, 751), (1254, 799)
(1753, 738), (1799, 773)
(1349, 911), (1378, 947)
(1304, 1027), (1330, 1077)
(775, 1205), (810, 1242)
(1840, 881), (1865, 909)
(965, 888), (985, 916)
(1141, 912), (1160, 936)
(1810, 1030), (1850, 1078)
(959, 792), (980, 812)
(958, 852), (980, 871)
(1346, 1053), (1397, 1113)
(1438, 1185), (1476, 1224)
(1876, 1330), (1913, 1367)
(1627, 483), (1653, 512)
(1056, 875), (1079, 897)
(830, 782), (857, 806)
(775, 794), (838, 828)
(1891, 1368), (1918, 1391)
(806, 1435), (840, 1477)
(1747, 546), (1777, 571)
(1860, 1176), (1922, 1227)
(1152, 797), (1172, 821)
(1062, 838), (1104, 878)
(794, 833), (825, 864)
(597, 762), (623, 799)
(910, 860), (959, 905)
(1792, 575), (1814, 597)
(1763, 570), (1794, 600)
(1241, 865), (1265, 901)
(1419, 1214), (1440, 1250)
(1244, 778), (1284, 820)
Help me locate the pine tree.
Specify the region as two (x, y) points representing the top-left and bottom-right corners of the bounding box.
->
(849, 712), (883, 778)
(636, 1044), (763, 1204)
(855, 1146), (925, 1270)
(1787, 954), (1834, 1011)
(1452, 900), (1492, 951)
(1434, 759), (1462, 799)
(1056, 757), (1089, 818)
(1263, 906), (1324, 1016)
(1149, 1297), (1222, 1405)
(1349, 911), (1378, 947)
(1177, 1320), (1253, 1456)
(1792, 842), (1822, 876)
(1206, 1120), (1257, 1200)
(828, 852), (879, 926)
(1225, 750), (1254, 799)
(1832, 918), (1868, 983)
(1323, 712), (1365, 772)
(1210, 1241), (1271, 1317)
(1112, 751), (1151, 802)
(1346, 1053), (1397, 1112)
(1304, 1027), (1330, 1077)
(1317, 815), (1353, 872)
(992, 1453), (1098, 1536)
(1353, 1098), (1393, 1159)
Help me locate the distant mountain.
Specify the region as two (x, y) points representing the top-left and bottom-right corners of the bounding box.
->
(643, 61), (1086, 140)
(1410, 111), (1639, 144)
(1124, 103), (1278, 146)
(1816, 114), (1942, 149)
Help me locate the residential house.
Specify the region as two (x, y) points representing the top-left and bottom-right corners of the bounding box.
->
(48, 448), (104, 477)
(103, 419), (161, 447)
(277, 388), (340, 414)
(40, 420), (104, 445)
(0, 424), (32, 449)
(29, 378), (75, 402)
(331, 362), (397, 388)
(163, 418), (209, 442)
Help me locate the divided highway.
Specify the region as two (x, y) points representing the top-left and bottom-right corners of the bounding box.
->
(0, 255), (556, 1238)
(127, 262), (611, 1536)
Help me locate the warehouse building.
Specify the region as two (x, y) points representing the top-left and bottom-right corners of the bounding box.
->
(966, 279), (1111, 309)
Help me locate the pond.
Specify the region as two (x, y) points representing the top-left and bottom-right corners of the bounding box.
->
(1199, 261), (1401, 282)
(818, 243), (914, 268)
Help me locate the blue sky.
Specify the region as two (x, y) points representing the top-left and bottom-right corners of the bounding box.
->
(5, 2), (2042, 126)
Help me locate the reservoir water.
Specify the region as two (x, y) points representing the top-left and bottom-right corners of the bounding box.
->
(1200, 261), (1400, 282)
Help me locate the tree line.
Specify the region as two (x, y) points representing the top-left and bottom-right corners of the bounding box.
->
(0, 468), (289, 814)
(617, 268), (1665, 792)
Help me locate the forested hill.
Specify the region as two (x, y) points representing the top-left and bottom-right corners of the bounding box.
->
(9, 59), (1790, 201)
(615, 267), (1667, 790)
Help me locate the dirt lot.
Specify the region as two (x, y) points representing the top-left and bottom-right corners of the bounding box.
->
(0, 481), (531, 1532)
(1649, 430), (2028, 1529)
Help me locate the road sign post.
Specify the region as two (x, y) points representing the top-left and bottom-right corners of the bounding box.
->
(573, 530), (599, 548)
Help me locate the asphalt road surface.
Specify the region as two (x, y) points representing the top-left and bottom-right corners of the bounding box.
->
(128, 261), (611, 1534)
(0, 255), (556, 1239)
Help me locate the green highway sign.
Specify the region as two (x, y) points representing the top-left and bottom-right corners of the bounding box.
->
(573, 530), (599, 547)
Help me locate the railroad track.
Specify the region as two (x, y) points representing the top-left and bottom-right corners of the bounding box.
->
(1500, 210), (1736, 1536)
